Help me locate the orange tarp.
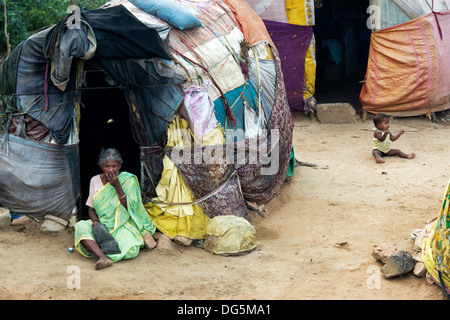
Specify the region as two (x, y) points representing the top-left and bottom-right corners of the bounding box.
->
(222, 0), (276, 50)
(360, 11), (450, 116)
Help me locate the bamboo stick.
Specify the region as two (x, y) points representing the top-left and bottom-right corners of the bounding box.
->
(359, 128), (417, 133)
(3, 0), (11, 55)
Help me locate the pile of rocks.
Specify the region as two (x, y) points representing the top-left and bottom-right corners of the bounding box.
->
(372, 241), (426, 279)
(0, 206), (76, 232)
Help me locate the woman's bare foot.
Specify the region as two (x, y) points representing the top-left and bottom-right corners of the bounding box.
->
(95, 257), (113, 270)
(143, 231), (157, 250)
(407, 153), (415, 159)
(375, 157), (385, 163)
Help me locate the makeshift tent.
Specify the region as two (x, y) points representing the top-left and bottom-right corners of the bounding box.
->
(0, 0), (292, 241)
(361, 0), (450, 116)
(246, 0), (316, 112)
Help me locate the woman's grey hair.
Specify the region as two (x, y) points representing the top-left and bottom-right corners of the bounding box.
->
(98, 148), (123, 167)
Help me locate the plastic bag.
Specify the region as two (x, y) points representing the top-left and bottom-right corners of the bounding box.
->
(129, 0), (203, 30)
(92, 223), (121, 254)
(181, 80), (218, 143)
(204, 215), (257, 255)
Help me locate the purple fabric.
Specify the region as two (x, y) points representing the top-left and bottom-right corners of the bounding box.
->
(263, 20), (313, 111)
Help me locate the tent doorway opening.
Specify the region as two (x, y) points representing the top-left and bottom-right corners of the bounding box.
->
(313, 0), (371, 114)
(78, 60), (141, 219)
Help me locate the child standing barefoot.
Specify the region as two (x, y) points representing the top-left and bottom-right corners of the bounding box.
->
(372, 113), (415, 163)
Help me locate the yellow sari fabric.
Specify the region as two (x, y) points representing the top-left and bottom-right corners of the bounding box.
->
(145, 115), (224, 240)
(422, 180), (450, 293)
(285, 0), (315, 26)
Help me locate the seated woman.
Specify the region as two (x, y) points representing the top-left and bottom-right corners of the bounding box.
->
(74, 148), (157, 270)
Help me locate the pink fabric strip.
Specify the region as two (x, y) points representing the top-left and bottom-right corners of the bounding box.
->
(417, 21), (433, 100)
(371, 47), (378, 107)
(405, 26), (420, 110)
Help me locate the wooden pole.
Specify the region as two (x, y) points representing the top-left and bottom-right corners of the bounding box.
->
(2, 0), (11, 55)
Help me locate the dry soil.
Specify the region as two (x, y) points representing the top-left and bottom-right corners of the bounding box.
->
(1, 111), (449, 302)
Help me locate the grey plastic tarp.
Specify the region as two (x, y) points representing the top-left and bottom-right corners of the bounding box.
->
(0, 134), (79, 220)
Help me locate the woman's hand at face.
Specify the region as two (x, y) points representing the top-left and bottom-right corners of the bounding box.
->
(105, 172), (120, 188)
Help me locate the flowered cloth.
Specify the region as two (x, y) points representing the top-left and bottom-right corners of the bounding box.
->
(422, 179), (450, 294)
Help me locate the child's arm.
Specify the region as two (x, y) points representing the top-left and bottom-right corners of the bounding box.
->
(374, 130), (390, 141)
(390, 129), (404, 141)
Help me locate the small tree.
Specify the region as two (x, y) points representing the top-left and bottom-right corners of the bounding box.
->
(2, 0), (10, 56)
(0, 0), (105, 57)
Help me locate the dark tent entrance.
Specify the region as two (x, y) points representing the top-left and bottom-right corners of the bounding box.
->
(78, 60), (141, 219)
(313, 0), (371, 113)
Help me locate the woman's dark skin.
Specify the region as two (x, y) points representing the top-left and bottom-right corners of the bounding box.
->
(372, 117), (415, 163)
(81, 159), (157, 270)
(82, 159), (123, 270)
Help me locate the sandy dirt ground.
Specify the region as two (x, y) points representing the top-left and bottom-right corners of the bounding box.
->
(1, 111), (449, 302)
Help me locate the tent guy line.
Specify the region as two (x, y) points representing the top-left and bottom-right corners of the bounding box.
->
(0, 82), (183, 97)
(359, 128), (418, 132)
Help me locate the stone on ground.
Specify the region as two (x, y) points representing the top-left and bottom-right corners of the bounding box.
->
(380, 250), (415, 279)
(0, 207), (11, 230)
(316, 103), (357, 124)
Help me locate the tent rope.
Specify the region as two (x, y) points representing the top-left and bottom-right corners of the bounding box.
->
(426, 0), (443, 40)
(0, 82), (183, 97)
(163, 41), (237, 127)
(44, 59), (50, 111)
(0, 101), (68, 119)
(149, 170), (236, 206)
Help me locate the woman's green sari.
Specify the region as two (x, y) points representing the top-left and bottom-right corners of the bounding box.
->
(74, 172), (156, 262)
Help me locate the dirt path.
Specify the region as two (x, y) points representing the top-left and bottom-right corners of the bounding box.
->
(1, 112), (449, 301)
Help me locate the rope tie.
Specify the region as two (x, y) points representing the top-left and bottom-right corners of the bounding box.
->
(164, 41), (237, 127)
(428, 0), (443, 40)
(44, 59), (50, 111)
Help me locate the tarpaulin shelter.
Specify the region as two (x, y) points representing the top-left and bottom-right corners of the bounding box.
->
(249, 0), (450, 117)
(246, 0), (316, 112)
(361, 0), (450, 116)
(0, 0), (292, 240)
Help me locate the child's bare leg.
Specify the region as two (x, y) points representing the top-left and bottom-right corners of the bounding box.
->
(387, 149), (415, 159)
(372, 150), (385, 163)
